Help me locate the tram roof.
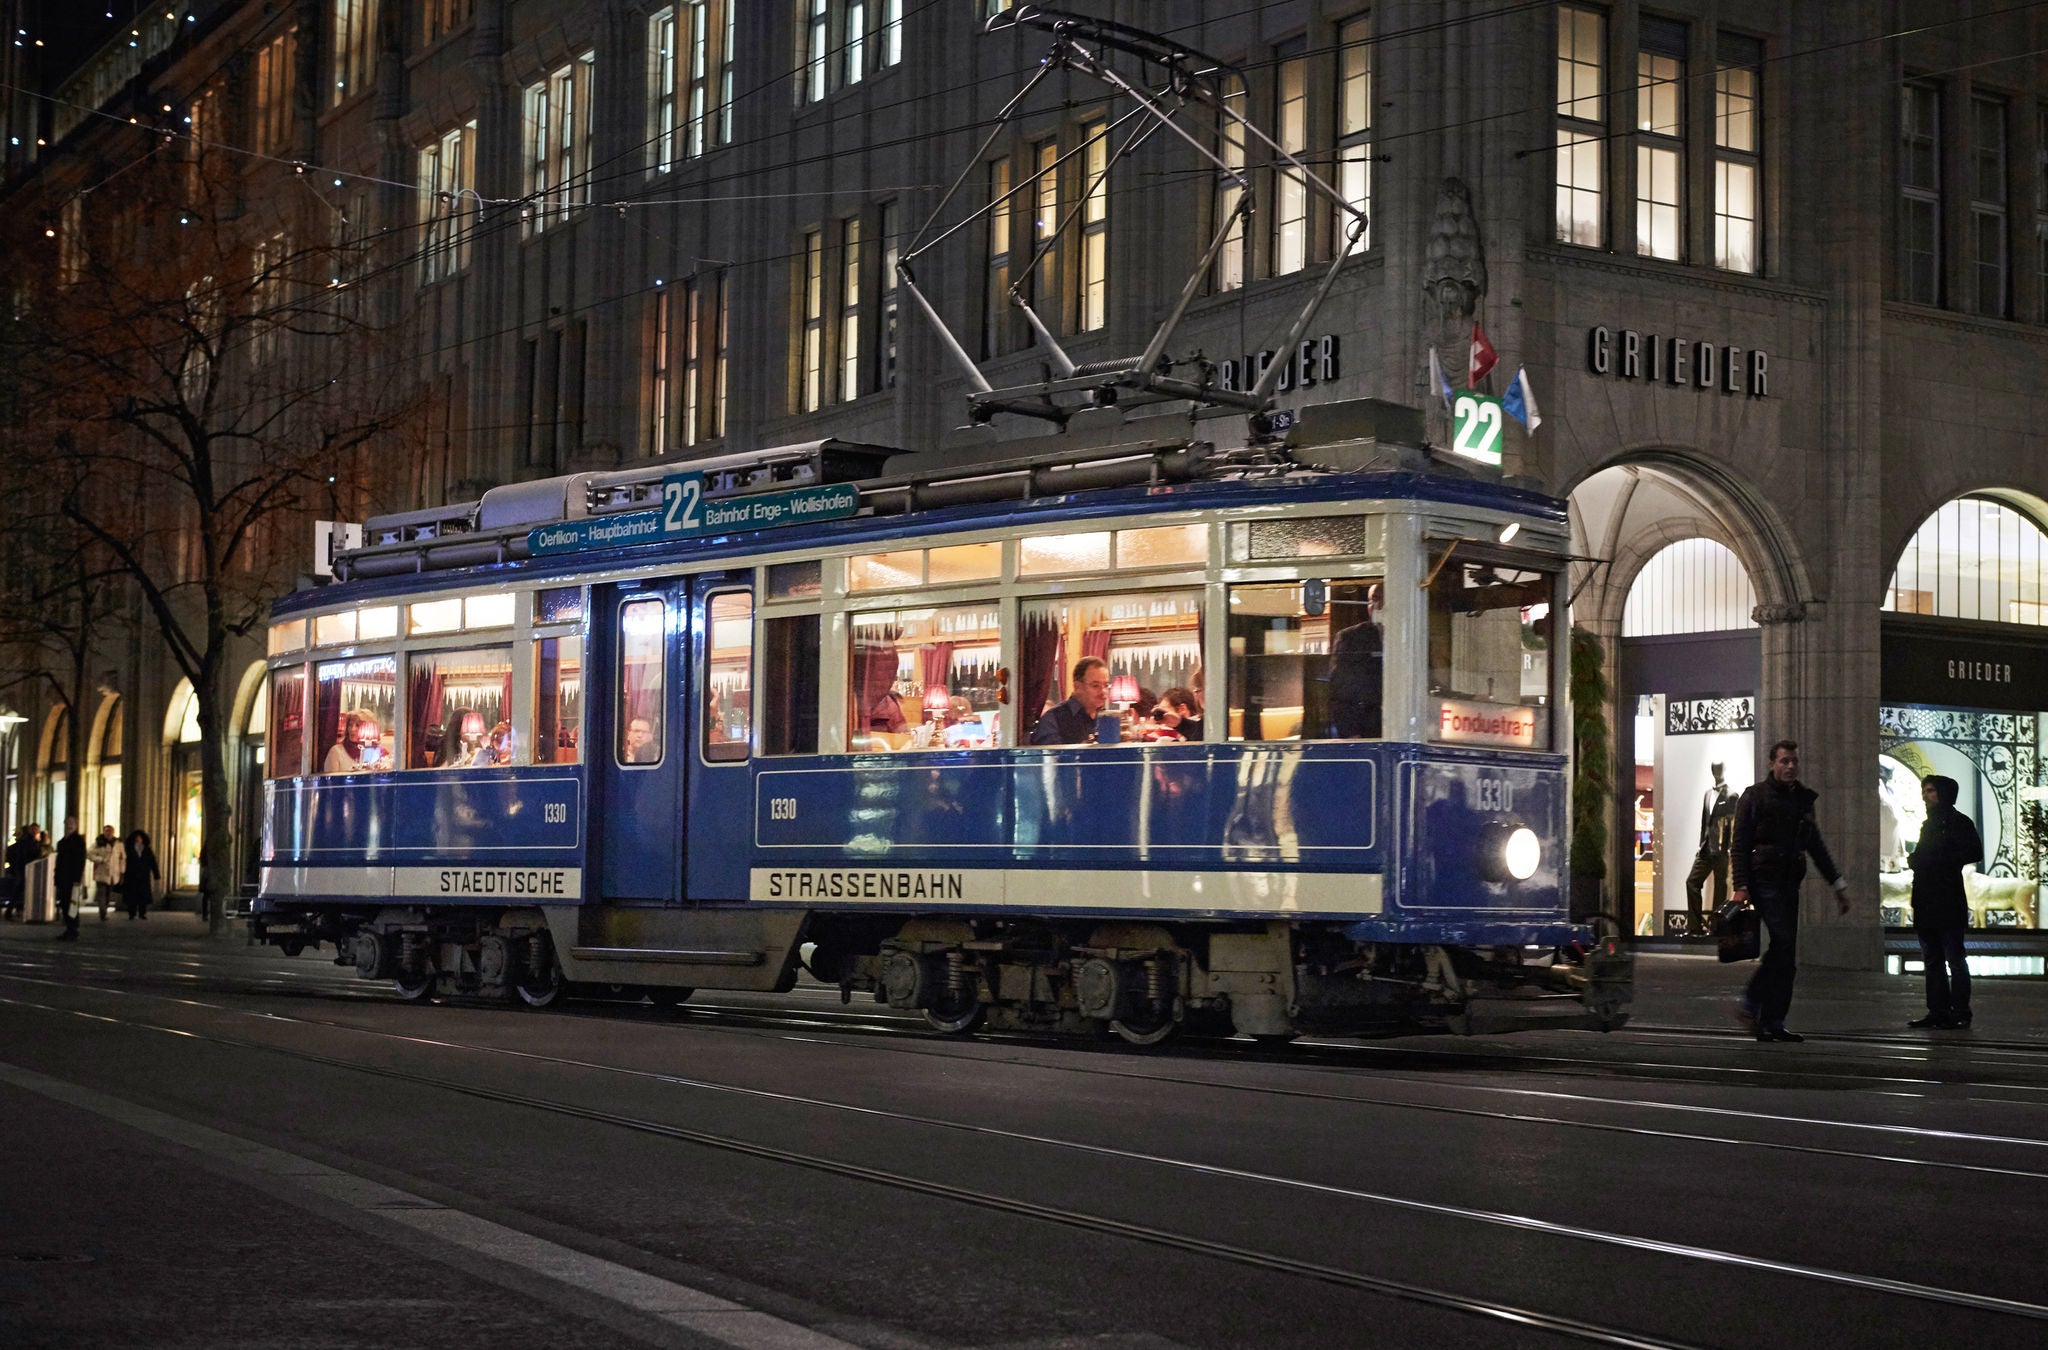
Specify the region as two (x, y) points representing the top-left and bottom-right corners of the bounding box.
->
(278, 464), (1565, 616)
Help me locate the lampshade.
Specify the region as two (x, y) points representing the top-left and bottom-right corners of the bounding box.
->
(922, 685), (951, 714)
(1109, 674), (1140, 705)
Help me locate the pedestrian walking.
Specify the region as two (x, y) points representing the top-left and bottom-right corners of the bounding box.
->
(88, 824), (124, 922)
(120, 830), (159, 920)
(2, 824), (39, 920)
(1906, 775), (1981, 1030)
(52, 816), (86, 941)
(1730, 740), (1852, 1042)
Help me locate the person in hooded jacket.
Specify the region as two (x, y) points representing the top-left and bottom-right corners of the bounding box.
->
(1906, 774), (1981, 1029)
(1731, 739), (1852, 1042)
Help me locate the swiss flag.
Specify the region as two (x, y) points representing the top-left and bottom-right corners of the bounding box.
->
(1468, 323), (1499, 388)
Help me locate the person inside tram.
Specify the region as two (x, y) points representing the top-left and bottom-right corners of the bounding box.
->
(322, 710), (384, 773)
(438, 708), (489, 768)
(1327, 583), (1385, 739)
(1031, 657), (1112, 745)
(487, 721), (515, 766)
(623, 716), (660, 764)
(941, 696), (987, 748)
(1146, 687), (1203, 742)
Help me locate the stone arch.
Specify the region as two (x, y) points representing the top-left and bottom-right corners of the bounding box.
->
(230, 661), (269, 747)
(82, 690), (122, 834)
(163, 678), (199, 746)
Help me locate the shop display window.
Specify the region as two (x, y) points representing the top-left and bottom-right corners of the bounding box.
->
(1879, 706), (2044, 930)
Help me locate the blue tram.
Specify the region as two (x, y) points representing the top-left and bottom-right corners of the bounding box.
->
(253, 407), (1631, 1041)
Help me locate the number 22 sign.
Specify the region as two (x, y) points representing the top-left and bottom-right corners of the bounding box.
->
(1451, 393), (1504, 466)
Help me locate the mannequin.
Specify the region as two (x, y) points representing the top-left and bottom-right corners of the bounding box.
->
(1685, 762), (1737, 935)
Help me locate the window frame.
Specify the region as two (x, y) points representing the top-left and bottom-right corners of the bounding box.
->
(1901, 79), (1943, 305)
(703, 589), (755, 764)
(615, 594), (668, 770)
(1633, 25), (1685, 262)
(1713, 36), (1763, 274)
(1335, 15), (1373, 257)
(1555, 4), (1607, 249)
(1971, 94), (2010, 318)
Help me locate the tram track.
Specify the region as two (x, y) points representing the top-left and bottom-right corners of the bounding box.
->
(6, 968), (2048, 1340)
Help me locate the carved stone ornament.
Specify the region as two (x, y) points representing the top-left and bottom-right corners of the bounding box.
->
(1751, 602), (1809, 625)
(1423, 177), (1488, 320)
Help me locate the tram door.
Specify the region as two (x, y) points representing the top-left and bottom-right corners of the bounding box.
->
(593, 579), (685, 904)
(686, 573), (754, 902)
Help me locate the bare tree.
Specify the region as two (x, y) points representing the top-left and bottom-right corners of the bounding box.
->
(0, 143), (428, 931)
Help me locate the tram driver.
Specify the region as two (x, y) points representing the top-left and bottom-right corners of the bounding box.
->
(1031, 657), (1112, 745)
(322, 710), (385, 774)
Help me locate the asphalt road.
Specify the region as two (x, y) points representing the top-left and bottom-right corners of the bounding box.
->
(2, 925), (2045, 1349)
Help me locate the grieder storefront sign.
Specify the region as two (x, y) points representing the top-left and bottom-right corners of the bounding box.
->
(1585, 326), (1772, 398)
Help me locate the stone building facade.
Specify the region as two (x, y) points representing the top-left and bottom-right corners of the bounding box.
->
(3, 0), (2046, 965)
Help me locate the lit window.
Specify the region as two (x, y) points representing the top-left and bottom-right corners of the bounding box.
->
(848, 550), (924, 591)
(849, 605), (1006, 752)
(1078, 121), (1108, 330)
(648, 290), (671, 456)
(313, 656), (396, 774)
(1714, 36), (1762, 273)
(648, 8), (678, 172)
(1273, 40), (1308, 274)
(840, 216), (862, 399)
(466, 594), (514, 629)
(880, 201), (901, 387)
(879, 0), (902, 68)
(253, 29), (295, 153)
(266, 666), (307, 778)
(417, 122), (476, 283)
(1336, 16), (1372, 255)
(1886, 497), (2048, 625)
(536, 635), (583, 763)
(984, 158), (1013, 357)
(1635, 23), (1685, 261)
(1021, 592), (1203, 746)
(524, 53), (595, 234)
(1020, 532), (1111, 575)
(422, 0), (473, 46)
(798, 230), (824, 411)
(1214, 75), (1247, 291)
(705, 591), (752, 761)
(407, 647), (516, 769)
(409, 598), (462, 634)
(1556, 5), (1605, 247)
(1029, 138), (1058, 325)
(801, 0), (828, 104)
(269, 622), (306, 655)
(844, 0), (866, 87)
(330, 0), (377, 106)
(1117, 525), (1206, 569)
(314, 611), (357, 647)
(617, 598), (666, 766)
(1228, 581), (1384, 741)
(928, 542), (1001, 584)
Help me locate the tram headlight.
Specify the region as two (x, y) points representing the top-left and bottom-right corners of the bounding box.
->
(1502, 827), (1541, 881)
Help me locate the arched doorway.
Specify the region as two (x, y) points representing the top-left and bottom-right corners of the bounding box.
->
(232, 662), (269, 903)
(164, 679), (203, 896)
(84, 694), (122, 835)
(0, 709), (23, 839)
(38, 707), (70, 831)
(1570, 460), (1787, 942)
(1878, 493), (2048, 938)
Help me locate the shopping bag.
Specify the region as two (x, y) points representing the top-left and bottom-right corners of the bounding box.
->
(1715, 903), (1760, 963)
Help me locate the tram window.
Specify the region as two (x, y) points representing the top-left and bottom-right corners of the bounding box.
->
(1228, 516), (1372, 563)
(537, 586), (584, 625)
(1426, 556), (1553, 751)
(849, 603), (1004, 751)
(1019, 531), (1111, 576)
(761, 616), (820, 755)
(848, 550), (923, 591)
(313, 656), (397, 774)
(928, 542), (1001, 585)
(1021, 590), (1204, 745)
(409, 598), (461, 635)
(406, 647), (516, 769)
(466, 593), (514, 629)
(535, 636), (582, 764)
(767, 560), (823, 600)
(617, 597), (666, 766)
(313, 611), (356, 647)
(705, 592), (753, 762)
(1227, 581), (1383, 742)
(358, 606), (398, 640)
(1117, 524), (1206, 569)
(268, 621), (304, 656)
(266, 666), (307, 778)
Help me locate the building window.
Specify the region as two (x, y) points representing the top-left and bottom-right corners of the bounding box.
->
(1972, 96), (2008, 318)
(801, 0), (828, 104)
(1714, 35), (1762, 274)
(422, 0), (472, 46)
(1214, 74), (1247, 291)
(2036, 107), (2048, 322)
(1901, 81), (1941, 305)
(984, 157), (1012, 357)
(330, 0), (378, 107)
(839, 217), (863, 399)
(717, 2), (736, 144)
(1030, 137), (1058, 323)
(250, 232), (289, 366)
(1078, 120), (1108, 331)
(1336, 16), (1372, 254)
(880, 200), (900, 387)
(844, 0), (866, 87)
(648, 290), (671, 456)
(649, 8), (678, 172)
(253, 30), (295, 154)
(417, 122), (475, 284)
(1556, 4), (1605, 248)
(1273, 39), (1308, 275)
(1635, 20), (1685, 261)
(799, 229), (824, 411)
(880, 0), (902, 68)
(681, 275), (727, 444)
(525, 54), (595, 234)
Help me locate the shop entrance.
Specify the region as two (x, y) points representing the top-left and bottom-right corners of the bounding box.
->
(1614, 540), (1759, 940)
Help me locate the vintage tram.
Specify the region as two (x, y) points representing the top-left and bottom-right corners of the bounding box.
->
(253, 402), (1631, 1042)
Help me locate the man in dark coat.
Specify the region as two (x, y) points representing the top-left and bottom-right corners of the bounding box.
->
(1031, 657), (1111, 745)
(1731, 740), (1851, 1042)
(53, 816), (86, 942)
(1906, 774), (1981, 1029)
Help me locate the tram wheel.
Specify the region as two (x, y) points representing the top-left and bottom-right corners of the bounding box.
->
(393, 971), (436, 1003)
(279, 938), (306, 958)
(1111, 1011), (1179, 1046)
(922, 992), (985, 1034)
(515, 963), (564, 1010)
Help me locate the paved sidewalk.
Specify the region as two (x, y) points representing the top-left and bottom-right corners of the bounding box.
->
(1627, 950), (2048, 1046)
(0, 911), (221, 944)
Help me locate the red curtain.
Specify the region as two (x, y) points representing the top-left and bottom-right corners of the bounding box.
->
(920, 642), (953, 695)
(855, 643), (903, 732)
(407, 662), (444, 769)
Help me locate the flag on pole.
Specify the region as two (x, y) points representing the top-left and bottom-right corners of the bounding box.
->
(1502, 366), (1542, 432)
(1469, 322), (1499, 387)
(1427, 347), (1454, 410)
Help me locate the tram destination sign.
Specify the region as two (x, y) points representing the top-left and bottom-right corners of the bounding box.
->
(527, 472), (861, 557)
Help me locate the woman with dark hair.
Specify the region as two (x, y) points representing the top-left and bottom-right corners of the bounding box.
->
(120, 830), (160, 920)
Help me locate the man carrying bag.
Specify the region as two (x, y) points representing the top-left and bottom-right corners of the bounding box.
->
(1730, 741), (1851, 1043)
